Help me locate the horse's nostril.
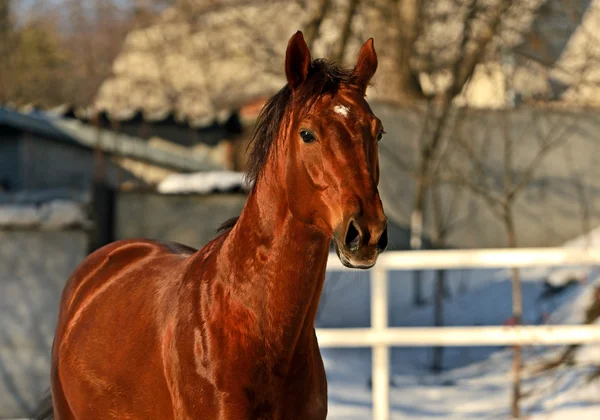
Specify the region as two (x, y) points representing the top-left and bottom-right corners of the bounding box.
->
(377, 225), (389, 252)
(345, 220), (361, 251)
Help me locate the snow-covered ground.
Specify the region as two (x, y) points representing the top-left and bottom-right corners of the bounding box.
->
(157, 171), (251, 194)
(319, 227), (600, 419)
(0, 200), (89, 229)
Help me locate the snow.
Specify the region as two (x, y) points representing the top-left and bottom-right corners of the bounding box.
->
(0, 205), (39, 227)
(318, 227), (600, 418)
(37, 200), (88, 229)
(0, 200), (89, 229)
(157, 171), (252, 194)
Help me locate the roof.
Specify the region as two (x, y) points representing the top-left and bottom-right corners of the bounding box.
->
(45, 103), (238, 129)
(0, 107), (223, 172)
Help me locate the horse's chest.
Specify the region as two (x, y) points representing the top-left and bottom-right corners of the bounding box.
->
(247, 379), (327, 420)
(221, 359), (327, 420)
(271, 364), (328, 419)
(185, 322), (327, 419)
(292, 387), (327, 420)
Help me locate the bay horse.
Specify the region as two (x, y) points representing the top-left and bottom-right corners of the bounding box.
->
(34, 30), (388, 420)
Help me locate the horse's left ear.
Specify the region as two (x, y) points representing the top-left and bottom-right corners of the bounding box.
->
(353, 38), (378, 92)
(285, 31), (311, 90)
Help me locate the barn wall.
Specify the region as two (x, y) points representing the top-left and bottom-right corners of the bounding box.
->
(0, 130), (22, 191)
(115, 191), (248, 249)
(0, 229), (88, 418)
(373, 102), (600, 249)
(18, 134), (139, 191)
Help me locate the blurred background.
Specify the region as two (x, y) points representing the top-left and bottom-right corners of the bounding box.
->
(1, 0), (600, 418)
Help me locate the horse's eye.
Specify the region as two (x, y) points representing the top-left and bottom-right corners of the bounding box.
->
(300, 130), (316, 144)
(377, 130), (385, 142)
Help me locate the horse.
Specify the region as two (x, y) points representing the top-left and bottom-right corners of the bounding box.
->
(33, 30), (388, 420)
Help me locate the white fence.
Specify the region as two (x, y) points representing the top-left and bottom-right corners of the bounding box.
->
(316, 248), (600, 420)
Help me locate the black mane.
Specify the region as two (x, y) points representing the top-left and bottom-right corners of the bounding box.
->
(215, 216), (239, 234)
(216, 59), (361, 234)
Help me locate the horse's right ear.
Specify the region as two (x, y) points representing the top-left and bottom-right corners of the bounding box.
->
(285, 31), (311, 90)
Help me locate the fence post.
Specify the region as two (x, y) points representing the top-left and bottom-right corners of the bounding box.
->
(371, 265), (389, 420)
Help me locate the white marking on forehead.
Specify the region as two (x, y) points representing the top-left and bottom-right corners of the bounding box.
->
(334, 105), (350, 117)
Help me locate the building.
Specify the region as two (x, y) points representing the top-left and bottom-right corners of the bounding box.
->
(0, 106), (226, 191)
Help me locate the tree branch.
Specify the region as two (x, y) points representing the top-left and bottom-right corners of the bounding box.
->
(332, 0), (360, 62)
(507, 116), (576, 200)
(303, 0), (331, 50)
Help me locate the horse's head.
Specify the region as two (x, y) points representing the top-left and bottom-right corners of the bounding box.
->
(281, 31), (387, 269)
(246, 31), (388, 269)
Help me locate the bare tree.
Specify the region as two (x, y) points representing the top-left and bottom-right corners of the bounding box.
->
(380, 129), (476, 370)
(446, 107), (576, 418)
(562, 139), (594, 246)
(331, 0), (359, 62)
(394, 0), (425, 102)
(303, 0), (332, 49)
(530, 286), (600, 387)
(0, 0), (13, 104)
(0, 0), (165, 108)
(428, 174), (476, 371)
(406, 0), (515, 306)
(1, 17), (68, 107)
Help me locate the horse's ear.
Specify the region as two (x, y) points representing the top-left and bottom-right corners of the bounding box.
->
(353, 38), (378, 92)
(285, 31), (311, 90)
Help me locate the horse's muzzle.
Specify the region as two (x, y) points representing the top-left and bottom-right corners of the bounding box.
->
(333, 215), (388, 269)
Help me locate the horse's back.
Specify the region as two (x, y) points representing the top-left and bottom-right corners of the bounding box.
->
(51, 238), (199, 419)
(57, 238), (195, 319)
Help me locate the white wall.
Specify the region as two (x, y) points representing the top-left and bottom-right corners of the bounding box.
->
(0, 230), (87, 418)
(373, 103), (600, 249)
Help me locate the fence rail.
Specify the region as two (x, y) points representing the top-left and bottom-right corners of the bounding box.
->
(317, 247), (600, 420)
(325, 247), (600, 270)
(316, 325), (600, 347)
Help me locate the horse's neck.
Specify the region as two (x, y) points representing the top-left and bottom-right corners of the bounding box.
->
(219, 176), (330, 353)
